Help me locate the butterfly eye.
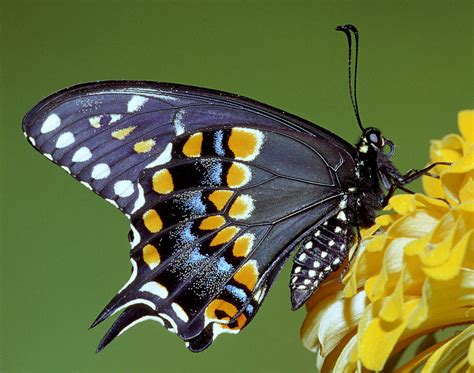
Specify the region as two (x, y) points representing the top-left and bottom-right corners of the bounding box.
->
(366, 128), (384, 148)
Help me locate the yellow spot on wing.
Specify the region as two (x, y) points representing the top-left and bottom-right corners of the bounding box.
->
(210, 226), (240, 247)
(182, 132), (203, 157)
(205, 299), (238, 321)
(232, 234), (254, 258)
(152, 169), (174, 194)
(228, 128), (262, 161)
(143, 244), (161, 269)
(111, 126), (137, 140)
(233, 260), (258, 291)
(229, 195), (254, 220)
(199, 215), (226, 230)
(134, 139), (156, 153)
(208, 190), (233, 210)
(143, 209), (163, 233)
(227, 163), (250, 188)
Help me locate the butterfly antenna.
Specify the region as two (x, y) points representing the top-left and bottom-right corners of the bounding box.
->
(336, 24), (365, 131)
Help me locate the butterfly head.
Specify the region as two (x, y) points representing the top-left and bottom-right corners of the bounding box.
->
(358, 127), (395, 158)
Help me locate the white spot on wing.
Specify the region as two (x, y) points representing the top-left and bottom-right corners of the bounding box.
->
(72, 146), (92, 162)
(55, 131), (75, 148)
(140, 281), (168, 298)
(158, 313), (178, 333)
(91, 163), (111, 180)
(109, 114), (122, 124)
(105, 198), (119, 208)
(80, 181), (93, 190)
(89, 115), (102, 128)
(114, 180), (134, 198)
(28, 136), (36, 146)
(119, 259), (138, 293)
(40, 113), (61, 133)
(173, 110), (185, 135)
(171, 303), (189, 323)
(131, 183), (145, 213)
(145, 143), (173, 169)
(130, 224), (140, 248)
(44, 153), (53, 160)
(127, 95), (148, 113)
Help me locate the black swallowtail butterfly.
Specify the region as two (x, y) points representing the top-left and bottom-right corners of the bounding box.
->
(22, 25), (443, 352)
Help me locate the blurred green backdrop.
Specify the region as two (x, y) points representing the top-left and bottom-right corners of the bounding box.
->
(1, 0), (472, 372)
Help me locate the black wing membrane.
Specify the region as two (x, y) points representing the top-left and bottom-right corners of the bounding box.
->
(22, 81), (356, 351)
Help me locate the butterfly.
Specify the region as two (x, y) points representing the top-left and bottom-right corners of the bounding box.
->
(22, 24), (443, 352)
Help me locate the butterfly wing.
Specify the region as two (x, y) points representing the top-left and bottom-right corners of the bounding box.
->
(22, 81), (357, 351)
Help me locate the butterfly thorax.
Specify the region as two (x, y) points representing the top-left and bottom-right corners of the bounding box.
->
(289, 127), (398, 309)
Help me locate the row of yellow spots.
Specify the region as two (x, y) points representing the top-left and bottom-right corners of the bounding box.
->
(143, 209), (163, 233)
(181, 128), (263, 161)
(152, 169), (174, 194)
(182, 132), (203, 157)
(111, 126), (156, 154)
(208, 190), (233, 210)
(142, 243), (161, 270)
(233, 260), (259, 292)
(228, 128), (263, 161)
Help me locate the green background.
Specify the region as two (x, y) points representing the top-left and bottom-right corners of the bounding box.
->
(1, 1), (472, 372)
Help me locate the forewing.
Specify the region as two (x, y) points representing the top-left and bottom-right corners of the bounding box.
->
(22, 81), (356, 351)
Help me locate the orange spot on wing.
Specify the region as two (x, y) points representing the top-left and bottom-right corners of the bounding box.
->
(199, 215), (226, 230)
(228, 128), (261, 160)
(210, 226), (240, 247)
(233, 261), (259, 291)
(111, 126), (136, 140)
(152, 169), (174, 194)
(229, 195), (254, 220)
(182, 132), (203, 157)
(134, 139), (155, 153)
(143, 244), (161, 269)
(223, 313), (247, 331)
(205, 299), (238, 321)
(208, 190), (233, 210)
(232, 234), (254, 258)
(143, 209), (163, 233)
(227, 163), (250, 188)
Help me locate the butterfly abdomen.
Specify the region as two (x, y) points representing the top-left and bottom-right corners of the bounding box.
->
(289, 211), (354, 310)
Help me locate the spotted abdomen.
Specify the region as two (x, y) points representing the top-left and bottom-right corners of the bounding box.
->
(289, 210), (354, 309)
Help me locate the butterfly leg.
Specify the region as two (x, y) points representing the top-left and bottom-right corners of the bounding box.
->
(289, 213), (354, 310)
(383, 161), (452, 206)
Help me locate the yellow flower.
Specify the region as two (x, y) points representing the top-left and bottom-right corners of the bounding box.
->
(301, 110), (474, 372)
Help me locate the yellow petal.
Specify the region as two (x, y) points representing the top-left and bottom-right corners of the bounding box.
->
(407, 269), (474, 330)
(405, 235), (431, 256)
(379, 267), (405, 322)
(418, 222), (456, 267)
(468, 334), (474, 367)
(422, 230), (472, 280)
(358, 300), (419, 371)
(332, 336), (359, 373)
(458, 110), (474, 144)
(422, 174), (445, 199)
(389, 194), (417, 215)
(422, 325), (474, 372)
(301, 292), (367, 357)
(441, 147), (474, 202)
(459, 176), (474, 203)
